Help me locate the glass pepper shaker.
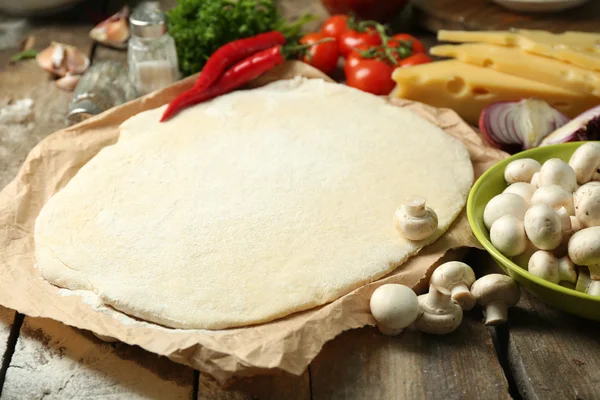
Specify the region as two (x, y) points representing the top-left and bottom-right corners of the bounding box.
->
(127, 4), (180, 96)
(66, 60), (138, 125)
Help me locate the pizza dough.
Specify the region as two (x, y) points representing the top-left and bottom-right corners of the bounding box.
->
(34, 78), (473, 330)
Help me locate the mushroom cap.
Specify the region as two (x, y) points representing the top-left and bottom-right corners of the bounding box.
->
(483, 193), (529, 230)
(471, 274), (520, 308)
(503, 182), (536, 204)
(568, 226), (600, 266)
(528, 250), (559, 284)
(504, 158), (541, 185)
(524, 204), (563, 250)
(430, 261), (476, 289)
(531, 185), (575, 215)
(490, 215), (528, 257)
(573, 183), (600, 228)
(370, 284), (420, 333)
(538, 158), (577, 193)
(394, 198), (438, 241)
(568, 142), (600, 184)
(531, 172), (540, 188)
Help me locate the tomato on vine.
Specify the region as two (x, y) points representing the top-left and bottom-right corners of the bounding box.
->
(339, 27), (382, 57)
(321, 15), (349, 42)
(345, 59), (395, 95)
(299, 32), (340, 74)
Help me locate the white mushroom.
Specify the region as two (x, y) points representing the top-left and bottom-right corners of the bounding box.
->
(531, 172), (540, 188)
(503, 182), (536, 204)
(558, 255), (577, 284)
(568, 142), (600, 184)
(483, 193), (529, 229)
(370, 284), (420, 336)
(413, 285), (463, 334)
(576, 270), (600, 297)
(430, 261), (476, 310)
(527, 251), (575, 284)
(471, 274), (520, 326)
(568, 227), (600, 280)
(394, 196), (438, 241)
(528, 250), (559, 283)
(504, 158), (542, 184)
(538, 158), (577, 193)
(553, 207), (576, 258)
(531, 184), (575, 215)
(573, 183), (600, 227)
(524, 204), (563, 250)
(490, 215), (527, 257)
(511, 240), (539, 268)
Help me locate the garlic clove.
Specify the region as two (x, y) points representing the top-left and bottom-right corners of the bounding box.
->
(55, 74), (81, 91)
(36, 42), (89, 78)
(90, 6), (130, 49)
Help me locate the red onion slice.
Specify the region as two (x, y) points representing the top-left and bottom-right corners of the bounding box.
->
(479, 99), (569, 152)
(540, 105), (600, 146)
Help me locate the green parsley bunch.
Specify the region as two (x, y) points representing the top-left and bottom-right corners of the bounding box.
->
(167, 0), (311, 76)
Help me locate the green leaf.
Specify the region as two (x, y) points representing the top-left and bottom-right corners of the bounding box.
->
(9, 49), (38, 64)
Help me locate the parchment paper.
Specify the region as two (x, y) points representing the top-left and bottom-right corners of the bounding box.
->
(0, 61), (508, 383)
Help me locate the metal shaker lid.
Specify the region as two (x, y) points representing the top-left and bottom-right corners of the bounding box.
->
(129, 3), (167, 38)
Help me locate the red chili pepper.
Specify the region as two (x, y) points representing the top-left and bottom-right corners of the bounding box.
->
(192, 31), (286, 91)
(161, 46), (285, 122)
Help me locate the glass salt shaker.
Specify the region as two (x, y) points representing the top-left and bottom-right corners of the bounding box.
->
(127, 4), (180, 96)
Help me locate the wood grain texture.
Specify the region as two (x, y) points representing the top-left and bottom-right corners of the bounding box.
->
(0, 307), (16, 366)
(310, 319), (510, 400)
(413, 0), (600, 33)
(0, 16), (93, 190)
(198, 371), (310, 400)
(507, 292), (600, 400)
(2, 317), (194, 400)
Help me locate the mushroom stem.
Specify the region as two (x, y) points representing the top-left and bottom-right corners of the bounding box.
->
(450, 284), (472, 302)
(590, 281), (600, 296)
(425, 285), (453, 310)
(404, 196), (427, 218)
(589, 265), (600, 281)
(483, 300), (508, 326)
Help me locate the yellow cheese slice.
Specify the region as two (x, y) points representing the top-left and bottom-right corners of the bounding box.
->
(391, 60), (599, 125)
(438, 29), (600, 71)
(430, 43), (600, 97)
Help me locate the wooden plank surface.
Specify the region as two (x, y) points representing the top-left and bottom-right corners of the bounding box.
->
(413, 0), (600, 33)
(198, 371), (310, 400)
(2, 317), (194, 400)
(0, 11), (94, 189)
(310, 318), (511, 400)
(508, 292), (600, 400)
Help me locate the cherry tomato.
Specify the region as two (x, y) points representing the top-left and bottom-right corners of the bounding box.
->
(345, 59), (395, 95)
(390, 33), (426, 54)
(344, 44), (371, 75)
(321, 14), (349, 41)
(299, 32), (340, 75)
(339, 28), (382, 57)
(400, 53), (433, 67)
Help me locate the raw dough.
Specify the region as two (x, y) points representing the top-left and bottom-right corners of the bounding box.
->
(34, 78), (473, 330)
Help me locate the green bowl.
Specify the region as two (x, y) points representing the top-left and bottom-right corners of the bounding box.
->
(467, 141), (600, 321)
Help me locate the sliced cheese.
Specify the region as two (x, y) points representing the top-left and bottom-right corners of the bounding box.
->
(391, 60), (599, 125)
(438, 29), (600, 72)
(430, 43), (600, 97)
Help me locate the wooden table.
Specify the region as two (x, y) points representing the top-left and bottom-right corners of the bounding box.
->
(0, 1), (599, 399)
